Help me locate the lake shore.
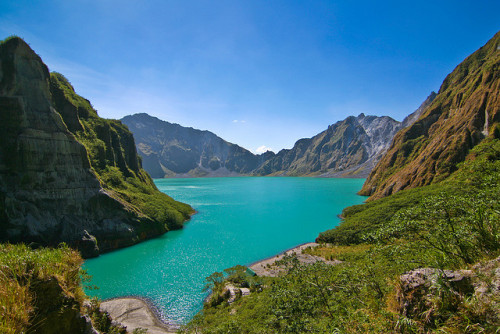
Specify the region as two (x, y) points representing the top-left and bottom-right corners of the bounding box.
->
(249, 242), (340, 277)
(102, 242), (337, 332)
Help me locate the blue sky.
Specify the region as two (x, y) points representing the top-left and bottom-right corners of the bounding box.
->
(1, 1), (499, 153)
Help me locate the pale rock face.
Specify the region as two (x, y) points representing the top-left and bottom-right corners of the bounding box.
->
(253, 113), (404, 178)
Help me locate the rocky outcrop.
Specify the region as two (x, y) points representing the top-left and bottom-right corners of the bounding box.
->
(249, 243), (341, 277)
(397, 268), (474, 322)
(121, 113), (272, 177)
(253, 113), (402, 177)
(360, 31), (500, 200)
(397, 256), (500, 327)
(0, 37), (192, 257)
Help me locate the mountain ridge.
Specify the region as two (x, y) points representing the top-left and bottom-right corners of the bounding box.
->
(121, 113), (272, 178)
(360, 31), (500, 199)
(123, 106), (433, 179)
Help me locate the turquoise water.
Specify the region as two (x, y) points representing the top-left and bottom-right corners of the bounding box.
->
(84, 177), (366, 325)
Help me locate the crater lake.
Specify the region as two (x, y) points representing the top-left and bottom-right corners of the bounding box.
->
(83, 177), (366, 325)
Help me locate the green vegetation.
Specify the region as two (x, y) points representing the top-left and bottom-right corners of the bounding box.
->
(358, 32), (499, 200)
(50, 72), (193, 229)
(0, 244), (125, 333)
(320, 138), (500, 247)
(203, 265), (263, 308)
(183, 139), (500, 333)
(317, 182), (453, 245)
(0, 35), (20, 44)
(0, 244), (81, 333)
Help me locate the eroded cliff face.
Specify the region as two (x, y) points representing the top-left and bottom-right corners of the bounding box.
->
(0, 37), (192, 257)
(360, 31), (500, 200)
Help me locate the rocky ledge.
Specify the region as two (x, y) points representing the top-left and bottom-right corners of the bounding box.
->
(397, 256), (500, 326)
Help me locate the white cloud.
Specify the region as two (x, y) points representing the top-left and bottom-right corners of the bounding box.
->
(232, 119), (246, 123)
(255, 145), (273, 154)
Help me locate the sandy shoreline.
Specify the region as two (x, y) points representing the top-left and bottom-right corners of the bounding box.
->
(247, 242), (317, 267)
(103, 242), (328, 332)
(249, 242), (339, 277)
(101, 296), (178, 334)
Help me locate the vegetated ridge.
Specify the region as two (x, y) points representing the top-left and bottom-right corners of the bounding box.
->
(360, 30), (500, 200)
(0, 37), (193, 258)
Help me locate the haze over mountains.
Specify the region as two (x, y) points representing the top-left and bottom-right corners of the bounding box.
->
(122, 93), (436, 179)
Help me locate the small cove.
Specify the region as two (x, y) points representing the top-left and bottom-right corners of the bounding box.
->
(84, 177), (366, 325)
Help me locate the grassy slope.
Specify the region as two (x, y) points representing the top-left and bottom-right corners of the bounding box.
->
(50, 72), (194, 230)
(0, 244), (127, 333)
(318, 138), (499, 245)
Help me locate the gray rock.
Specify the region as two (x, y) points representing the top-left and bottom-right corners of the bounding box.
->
(254, 113), (403, 177)
(396, 259), (500, 324)
(78, 230), (99, 259)
(101, 297), (177, 334)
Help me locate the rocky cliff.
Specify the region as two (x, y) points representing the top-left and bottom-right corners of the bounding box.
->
(401, 92), (437, 128)
(121, 113), (272, 177)
(360, 31), (500, 200)
(0, 37), (193, 257)
(253, 113), (402, 177)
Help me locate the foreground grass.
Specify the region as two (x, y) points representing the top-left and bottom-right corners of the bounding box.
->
(0, 244), (84, 333)
(0, 244), (128, 333)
